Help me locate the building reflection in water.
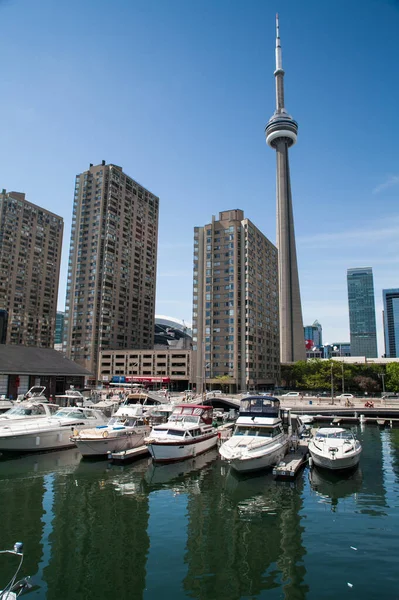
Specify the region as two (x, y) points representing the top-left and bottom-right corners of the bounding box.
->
(182, 461), (308, 600)
(43, 457), (150, 600)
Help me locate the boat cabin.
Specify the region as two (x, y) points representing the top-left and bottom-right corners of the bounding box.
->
(169, 404), (213, 425)
(239, 396), (280, 418)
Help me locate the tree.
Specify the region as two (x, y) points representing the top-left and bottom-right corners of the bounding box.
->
(386, 363), (399, 392)
(353, 376), (380, 395)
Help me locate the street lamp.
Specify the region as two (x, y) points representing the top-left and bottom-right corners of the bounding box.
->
(378, 372), (386, 394)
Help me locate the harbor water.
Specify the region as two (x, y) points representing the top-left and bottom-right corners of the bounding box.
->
(1, 425), (399, 599)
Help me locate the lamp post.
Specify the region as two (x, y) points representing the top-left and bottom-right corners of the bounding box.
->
(341, 362), (345, 394)
(378, 372), (386, 394)
(331, 361), (334, 405)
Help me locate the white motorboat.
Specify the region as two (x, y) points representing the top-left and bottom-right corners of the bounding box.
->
(145, 404), (218, 463)
(0, 386), (48, 414)
(218, 396), (289, 473)
(70, 405), (150, 457)
(0, 401), (59, 424)
(18, 385), (48, 402)
(55, 387), (85, 407)
(308, 427), (362, 471)
(0, 407), (108, 453)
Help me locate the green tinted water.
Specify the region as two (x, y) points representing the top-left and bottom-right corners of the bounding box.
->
(0, 426), (398, 599)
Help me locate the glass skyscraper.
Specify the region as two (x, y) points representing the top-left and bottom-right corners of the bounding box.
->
(304, 320), (322, 347)
(383, 289), (399, 358)
(347, 267), (378, 358)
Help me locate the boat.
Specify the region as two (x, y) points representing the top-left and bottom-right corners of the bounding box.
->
(0, 542), (33, 599)
(0, 401), (59, 424)
(308, 427), (362, 471)
(18, 385), (48, 402)
(70, 405), (150, 457)
(55, 387), (85, 407)
(145, 404), (218, 463)
(0, 386), (48, 414)
(218, 395), (290, 473)
(299, 414), (314, 425)
(0, 407), (108, 453)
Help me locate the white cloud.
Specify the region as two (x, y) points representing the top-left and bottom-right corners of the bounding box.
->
(372, 175), (399, 194)
(298, 219), (399, 248)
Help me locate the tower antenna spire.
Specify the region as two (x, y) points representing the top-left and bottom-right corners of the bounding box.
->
(275, 13), (282, 71)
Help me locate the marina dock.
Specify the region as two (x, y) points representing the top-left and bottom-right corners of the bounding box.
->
(273, 440), (309, 480)
(108, 445), (149, 464)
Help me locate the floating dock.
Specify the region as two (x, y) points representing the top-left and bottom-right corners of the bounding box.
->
(108, 445), (149, 464)
(273, 440), (309, 480)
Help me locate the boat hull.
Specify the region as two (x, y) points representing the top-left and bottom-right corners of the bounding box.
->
(0, 426), (78, 453)
(74, 430), (148, 457)
(147, 433), (218, 463)
(222, 440), (289, 473)
(309, 447), (361, 471)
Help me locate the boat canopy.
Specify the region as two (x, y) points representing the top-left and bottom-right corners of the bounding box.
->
(239, 396), (280, 418)
(171, 404), (213, 424)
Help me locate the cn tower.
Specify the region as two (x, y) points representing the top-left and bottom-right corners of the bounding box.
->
(265, 14), (305, 363)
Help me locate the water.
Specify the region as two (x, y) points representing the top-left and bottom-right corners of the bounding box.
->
(1, 426), (399, 599)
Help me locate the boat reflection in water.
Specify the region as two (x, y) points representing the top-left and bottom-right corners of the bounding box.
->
(0, 447), (82, 476)
(145, 448), (218, 489)
(309, 465), (363, 511)
(182, 456), (308, 600)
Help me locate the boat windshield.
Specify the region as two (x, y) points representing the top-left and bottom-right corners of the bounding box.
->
(167, 429), (186, 437)
(234, 425), (281, 437)
(1, 405), (46, 417)
(169, 415), (200, 424)
(316, 431), (354, 440)
(54, 409), (86, 419)
(109, 416), (136, 427)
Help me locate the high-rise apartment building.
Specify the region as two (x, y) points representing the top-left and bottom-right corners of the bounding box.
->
(304, 320), (322, 347)
(383, 289), (399, 358)
(0, 189), (63, 347)
(265, 16), (305, 363)
(347, 267), (378, 358)
(64, 162), (159, 378)
(192, 210), (279, 393)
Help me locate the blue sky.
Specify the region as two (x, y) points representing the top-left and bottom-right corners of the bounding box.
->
(1, 0), (399, 355)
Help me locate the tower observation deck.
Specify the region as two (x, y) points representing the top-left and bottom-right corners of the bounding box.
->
(265, 15), (305, 363)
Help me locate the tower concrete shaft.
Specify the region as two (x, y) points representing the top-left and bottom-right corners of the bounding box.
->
(265, 15), (305, 363)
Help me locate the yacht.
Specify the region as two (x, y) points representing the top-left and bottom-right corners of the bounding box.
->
(0, 386), (48, 414)
(0, 401), (59, 424)
(55, 387), (85, 407)
(218, 395), (289, 473)
(308, 427), (362, 471)
(0, 407), (107, 453)
(70, 405), (150, 457)
(145, 404), (218, 463)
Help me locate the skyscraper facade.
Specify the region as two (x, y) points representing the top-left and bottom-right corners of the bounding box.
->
(64, 162), (159, 378)
(383, 288), (399, 358)
(304, 320), (322, 347)
(265, 15), (305, 363)
(0, 189), (63, 347)
(347, 267), (378, 358)
(192, 209), (279, 393)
